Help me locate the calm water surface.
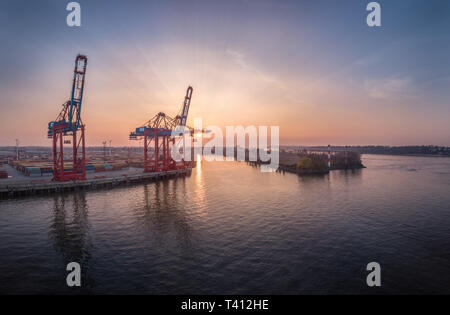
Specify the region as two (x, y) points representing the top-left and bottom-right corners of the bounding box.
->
(1, 155), (449, 294)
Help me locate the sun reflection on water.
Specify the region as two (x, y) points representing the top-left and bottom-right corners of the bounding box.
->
(196, 154), (202, 178)
(193, 154), (207, 216)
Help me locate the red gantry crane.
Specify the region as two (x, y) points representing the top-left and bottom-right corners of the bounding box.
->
(129, 86), (193, 173)
(48, 55), (88, 181)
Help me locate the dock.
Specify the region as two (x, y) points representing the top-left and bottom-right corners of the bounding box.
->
(0, 167), (191, 199)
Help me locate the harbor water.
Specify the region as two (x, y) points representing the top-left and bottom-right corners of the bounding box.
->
(0, 155), (449, 294)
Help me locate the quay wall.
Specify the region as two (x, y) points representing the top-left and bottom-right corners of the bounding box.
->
(0, 168), (191, 199)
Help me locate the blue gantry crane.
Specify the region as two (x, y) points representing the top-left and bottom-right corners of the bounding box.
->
(129, 86), (194, 172)
(47, 55), (88, 181)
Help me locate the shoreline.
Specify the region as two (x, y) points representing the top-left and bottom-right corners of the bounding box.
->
(278, 164), (366, 176)
(247, 161), (366, 176)
(0, 167), (191, 200)
(362, 153), (450, 158)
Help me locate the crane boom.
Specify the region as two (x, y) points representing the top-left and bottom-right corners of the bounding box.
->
(179, 86), (193, 127)
(48, 54), (88, 137)
(68, 55), (88, 130)
(130, 86), (194, 139)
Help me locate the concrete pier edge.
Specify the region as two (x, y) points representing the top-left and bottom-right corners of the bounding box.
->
(0, 168), (192, 200)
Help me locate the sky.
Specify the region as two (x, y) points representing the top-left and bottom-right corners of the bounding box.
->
(0, 0), (449, 146)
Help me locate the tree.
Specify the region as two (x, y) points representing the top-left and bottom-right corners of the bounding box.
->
(297, 157), (312, 170)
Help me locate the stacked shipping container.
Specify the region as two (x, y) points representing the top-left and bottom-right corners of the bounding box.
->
(0, 165), (8, 179)
(8, 159), (131, 177)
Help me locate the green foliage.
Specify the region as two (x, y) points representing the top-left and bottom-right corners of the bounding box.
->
(297, 157), (312, 170)
(296, 154), (328, 172)
(332, 151), (362, 169)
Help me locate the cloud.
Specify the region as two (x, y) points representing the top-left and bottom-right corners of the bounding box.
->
(225, 48), (284, 87)
(226, 49), (250, 70)
(364, 76), (413, 99)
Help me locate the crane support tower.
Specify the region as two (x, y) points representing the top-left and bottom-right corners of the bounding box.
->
(129, 86), (193, 173)
(47, 55), (88, 182)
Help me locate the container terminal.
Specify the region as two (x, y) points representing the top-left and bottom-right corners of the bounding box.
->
(0, 147), (193, 199)
(0, 54), (196, 199)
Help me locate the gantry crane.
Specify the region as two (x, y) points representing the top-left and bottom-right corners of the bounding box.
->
(48, 55), (88, 181)
(129, 86), (193, 172)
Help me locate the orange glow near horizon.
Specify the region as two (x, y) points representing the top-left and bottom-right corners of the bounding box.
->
(0, 42), (449, 147)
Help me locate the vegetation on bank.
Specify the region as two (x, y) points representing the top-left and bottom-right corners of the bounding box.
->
(279, 151), (364, 175)
(282, 145), (450, 157)
(296, 154), (328, 173)
(330, 151), (364, 169)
